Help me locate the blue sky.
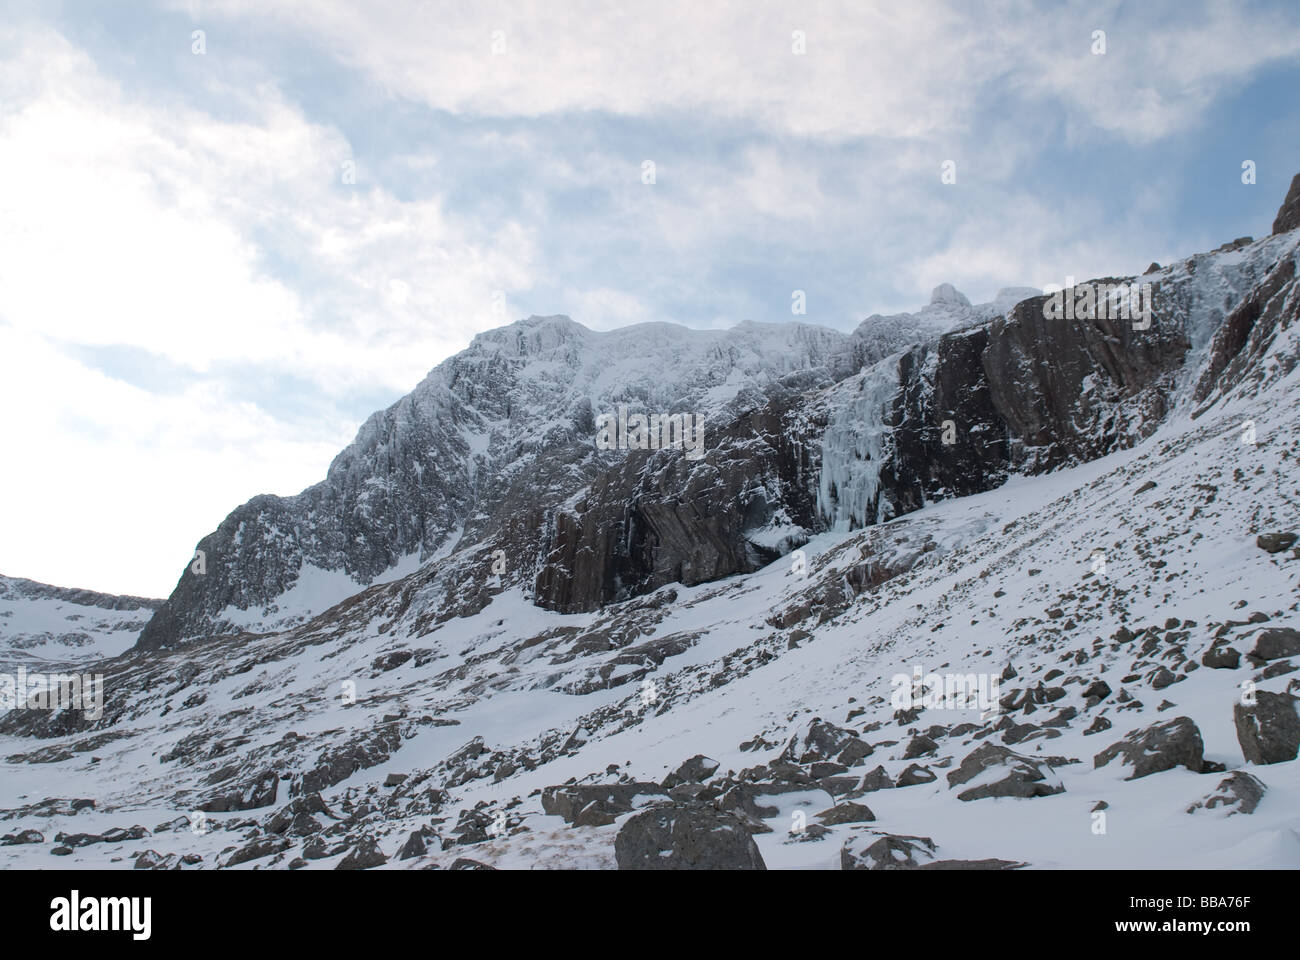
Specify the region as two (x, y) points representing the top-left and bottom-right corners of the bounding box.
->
(2, 0), (1299, 596)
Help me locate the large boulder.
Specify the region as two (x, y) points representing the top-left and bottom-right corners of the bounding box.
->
(541, 783), (668, 825)
(841, 830), (936, 870)
(1248, 628), (1300, 661)
(1234, 691), (1300, 764)
(1187, 772), (1267, 816)
(946, 743), (1065, 801)
(335, 836), (388, 870)
(1093, 717), (1205, 779)
(614, 803), (765, 870)
(715, 782), (829, 831)
(662, 755), (720, 788)
(781, 718), (869, 765)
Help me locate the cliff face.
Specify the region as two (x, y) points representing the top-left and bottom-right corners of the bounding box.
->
(137, 176), (1300, 644)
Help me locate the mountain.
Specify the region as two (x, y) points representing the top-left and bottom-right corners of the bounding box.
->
(0, 575), (160, 670)
(137, 287), (1032, 647)
(0, 173), (1298, 870)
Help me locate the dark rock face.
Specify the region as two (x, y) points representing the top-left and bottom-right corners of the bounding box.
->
(614, 803), (765, 870)
(533, 394), (828, 613)
(138, 317), (864, 646)
(1274, 172), (1300, 235)
(1193, 258), (1298, 409)
(1234, 691), (1300, 764)
(886, 328), (1011, 512)
(132, 173), (1300, 647)
(983, 291), (1188, 472)
(946, 744), (1064, 801)
(1093, 717), (1205, 779)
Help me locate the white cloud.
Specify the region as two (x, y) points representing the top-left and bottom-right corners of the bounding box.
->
(0, 326), (350, 597)
(0, 25), (541, 595)
(0, 26), (539, 396)
(187, 0), (1300, 144)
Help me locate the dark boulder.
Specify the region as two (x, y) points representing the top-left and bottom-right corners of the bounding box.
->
(1234, 691), (1300, 764)
(614, 803), (765, 870)
(946, 743), (1064, 801)
(1093, 717), (1204, 779)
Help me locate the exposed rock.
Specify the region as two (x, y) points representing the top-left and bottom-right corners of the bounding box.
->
(1202, 644), (1241, 669)
(840, 830), (936, 870)
(397, 831), (428, 860)
(896, 763), (937, 787)
(1093, 717), (1204, 779)
(1273, 171), (1300, 235)
(197, 770), (279, 813)
(1187, 772), (1266, 816)
(1249, 628), (1300, 661)
(780, 718), (863, 765)
(662, 755), (720, 788)
(1256, 532), (1298, 554)
(815, 801), (876, 825)
(902, 734), (938, 759)
(1234, 691), (1300, 764)
(224, 837), (291, 867)
(0, 830), (43, 845)
(614, 803), (765, 870)
(541, 783), (667, 825)
(946, 743), (1064, 801)
(335, 837), (388, 870)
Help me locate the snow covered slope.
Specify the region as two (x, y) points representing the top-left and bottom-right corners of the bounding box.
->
(1, 177), (1299, 870)
(0, 576), (159, 671)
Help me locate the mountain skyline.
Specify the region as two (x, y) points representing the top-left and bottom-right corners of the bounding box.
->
(4, 1), (1300, 597)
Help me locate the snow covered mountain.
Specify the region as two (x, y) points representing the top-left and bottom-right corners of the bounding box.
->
(0, 576), (160, 671)
(1, 174), (1298, 870)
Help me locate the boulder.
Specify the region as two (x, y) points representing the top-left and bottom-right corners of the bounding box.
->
(541, 783), (667, 825)
(841, 830), (937, 870)
(335, 836), (388, 870)
(1256, 532), (1298, 554)
(781, 718), (864, 765)
(946, 743), (1065, 801)
(614, 803), (765, 870)
(662, 755), (720, 788)
(1249, 628), (1300, 661)
(1093, 717), (1204, 779)
(815, 801), (876, 825)
(1202, 644), (1241, 669)
(896, 763), (937, 787)
(1187, 771), (1266, 816)
(1234, 691), (1300, 764)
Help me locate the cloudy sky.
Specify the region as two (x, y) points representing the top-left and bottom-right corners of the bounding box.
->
(2, 0), (1299, 598)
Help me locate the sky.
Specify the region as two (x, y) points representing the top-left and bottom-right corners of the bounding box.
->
(1, 0), (1299, 598)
